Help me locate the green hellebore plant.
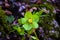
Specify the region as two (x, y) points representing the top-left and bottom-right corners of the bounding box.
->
(18, 11), (39, 30)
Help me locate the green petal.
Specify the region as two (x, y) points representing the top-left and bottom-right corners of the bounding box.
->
(33, 14), (39, 22)
(32, 22), (38, 28)
(18, 18), (27, 24)
(23, 24), (32, 30)
(25, 11), (33, 19)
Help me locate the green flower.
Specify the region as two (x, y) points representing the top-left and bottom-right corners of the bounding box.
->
(18, 11), (39, 30)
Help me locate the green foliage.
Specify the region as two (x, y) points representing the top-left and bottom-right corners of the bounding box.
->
(0, 7), (7, 24)
(0, 7), (14, 37)
(31, 2), (54, 12)
(6, 15), (14, 23)
(18, 10), (45, 31)
(13, 25), (25, 35)
(0, 0), (60, 40)
(40, 3), (54, 11)
(18, 11), (41, 30)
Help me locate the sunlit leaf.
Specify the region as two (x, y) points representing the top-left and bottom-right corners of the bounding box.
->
(25, 11), (33, 19)
(18, 18), (27, 24)
(23, 24), (32, 30)
(32, 22), (38, 28)
(33, 14), (39, 22)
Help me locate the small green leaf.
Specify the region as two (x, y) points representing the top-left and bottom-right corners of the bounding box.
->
(23, 24), (32, 30)
(25, 11), (33, 19)
(18, 18), (27, 24)
(32, 22), (38, 28)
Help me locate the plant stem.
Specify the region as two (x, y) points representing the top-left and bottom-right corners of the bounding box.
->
(22, 37), (25, 40)
(34, 30), (39, 40)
